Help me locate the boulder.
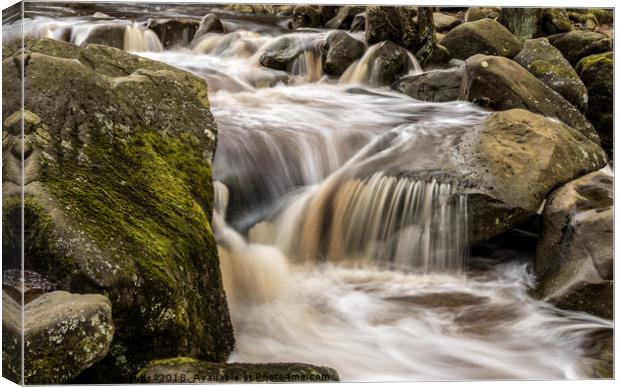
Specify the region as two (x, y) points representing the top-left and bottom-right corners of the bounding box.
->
(576, 52), (613, 158)
(460, 54), (599, 142)
(317, 6), (338, 26)
(2, 37), (234, 381)
(137, 357), (340, 383)
(291, 5), (321, 29)
(514, 38), (588, 112)
(440, 19), (522, 60)
(392, 66), (462, 102)
(2, 269), (57, 303)
(258, 36), (303, 71)
(193, 13), (224, 42)
(321, 31), (365, 76)
(3, 291), (114, 384)
(147, 18), (199, 48)
(325, 6), (366, 30)
(349, 11), (366, 32)
(548, 31), (611, 65)
(360, 41), (410, 85)
(464, 7), (500, 22)
(498, 8), (543, 41)
(79, 24), (126, 49)
(2, 291), (21, 383)
(541, 8), (573, 35)
(365, 6), (417, 47)
(427, 43), (452, 65)
(433, 12), (461, 32)
(535, 170), (613, 319)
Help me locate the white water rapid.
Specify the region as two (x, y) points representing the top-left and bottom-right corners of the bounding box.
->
(12, 6), (613, 382)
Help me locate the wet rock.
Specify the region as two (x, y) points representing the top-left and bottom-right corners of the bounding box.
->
(427, 43), (451, 65)
(464, 7), (500, 22)
(193, 13), (224, 42)
(3, 291), (114, 384)
(548, 30), (611, 65)
(362, 41), (411, 85)
(365, 6), (417, 47)
(576, 52), (613, 158)
(325, 6), (366, 30)
(291, 5), (320, 29)
(2, 269), (58, 303)
(514, 38), (587, 112)
(79, 24), (126, 49)
(392, 66), (462, 102)
(2, 37), (234, 381)
(322, 31), (365, 76)
(460, 54), (599, 142)
(456, 109), (607, 241)
(535, 170), (613, 319)
(498, 8), (543, 41)
(317, 6), (338, 26)
(440, 19), (522, 60)
(433, 12), (461, 32)
(349, 11), (366, 32)
(147, 18), (199, 48)
(258, 35), (303, 71)
(137, 357), (340, 383)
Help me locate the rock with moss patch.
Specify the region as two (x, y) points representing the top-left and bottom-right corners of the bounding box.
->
(321, 30), (365, 76)
(137, 357), (340, 383)
(3, 291), (114, 384)
(548, 30), (611, 65)
(541, 8), (573, 35)
(2, 37), (234, 381)
(514, 37), (587, 112)
(535, 169), (613, 319)
(147, 18), (199, 48)
(576, 52), (613, 158)
(440, 19), (522, 60)
(365, 6), (418, 48)
(460, 54), (599, 142)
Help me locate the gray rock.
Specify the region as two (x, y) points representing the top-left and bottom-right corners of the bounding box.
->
(514, 37), (588, 112)
(291, 5), (321, 29)
(322, 30), (365, 76)
(433, 12), (461, 32)
(460, 54), (599, 143)
(193, 13), (224, 42)
(147, 17), (199, 48)
(258, 35), (303, 70)
(137, 357), (340, 383)
(392, 66), (462, 102)
(548, 30), (611, 65)
(3, 291), (114, 384)
(440, 19), (522, 60)
(535, 169), (613, 319)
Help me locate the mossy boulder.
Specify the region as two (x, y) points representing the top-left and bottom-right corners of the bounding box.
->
(321, 30), (365, 76)
(460, 54), (599, 142)
(2, 37), (234, 381)
(14, 291), (114, 384)
(147, 18), (199, 48)
(440, 19), (522, 60)
(576, 52), (613, 158)
(534, 170), (613, 319)
(541, 8), (572, 35)
(514, 37), (587, 112)
(137, 357), (340, 383)
(365, 6), (417, 48)
(548, 30), (611, 65)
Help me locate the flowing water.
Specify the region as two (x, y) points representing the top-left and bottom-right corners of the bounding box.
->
(10, 5), (613, 381)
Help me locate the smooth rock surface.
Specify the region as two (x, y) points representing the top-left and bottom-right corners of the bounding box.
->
(322, 31), (365, 76)
(440, 18), (522, 60)
(392, 66), (462, 102)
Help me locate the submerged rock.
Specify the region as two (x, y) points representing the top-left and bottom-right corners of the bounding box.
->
(147, 17), (199, 48)
(440, 19), (522, 60)
(548, 30), (611, 65)
(576, 52), (613, 158)
(392, 66), (462, 102)
(514, 38), (588, 112)
(3, 291), (114, 384)
(322, 31), (365, 76)
(535, 170), (613, 319)
(258, 35), (303, 71)
(193, 13), (224, 42)
(460, 54), (599, 142)
(2, 37), (234, 381)
(137, 357), (340, 383)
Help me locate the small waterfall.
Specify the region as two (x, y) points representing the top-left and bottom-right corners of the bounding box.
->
(340, 42), (422, 86)
(289, 39), (324, 82)
(124, 24), (163, 52)
(251, 173), (468, 272)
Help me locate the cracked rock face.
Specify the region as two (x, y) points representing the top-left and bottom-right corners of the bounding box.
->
(3, 290), (114, 384)
(2, 37), (233, 381)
